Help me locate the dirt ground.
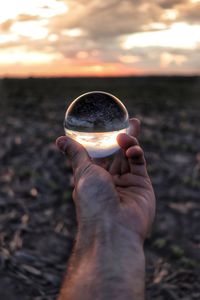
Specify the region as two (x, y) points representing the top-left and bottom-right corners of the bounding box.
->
(0, 76), (200, 300)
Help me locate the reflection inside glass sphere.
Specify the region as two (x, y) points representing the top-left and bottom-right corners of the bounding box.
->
(64, 91), (129, 158)
(66, 128), (129, 158)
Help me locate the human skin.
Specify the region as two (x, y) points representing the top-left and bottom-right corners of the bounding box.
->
(56, 119), (156, 300)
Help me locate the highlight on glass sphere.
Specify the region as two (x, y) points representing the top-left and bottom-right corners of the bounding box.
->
(64, 91), (129, 158)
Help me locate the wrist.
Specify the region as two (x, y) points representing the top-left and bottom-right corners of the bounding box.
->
(63, 217), (145, 300)
(77, 214), (143, 249)
(75, 218), (145, 299)
(75, 216), (144, 267)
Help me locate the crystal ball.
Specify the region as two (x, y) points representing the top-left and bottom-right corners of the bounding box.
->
(64, 91), (129, 158)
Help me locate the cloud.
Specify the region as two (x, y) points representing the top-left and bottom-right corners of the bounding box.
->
(156, 0), (189, 9)
(42, 1), (163, 63)
(0, 20), (13, 32)
(0, 0), (200, 75)
(49, 1), (163, 38)
(178, 2), (200, 23)
(17, 14), (40, 22)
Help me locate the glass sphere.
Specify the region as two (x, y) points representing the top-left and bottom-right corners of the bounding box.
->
(64, 91), (129, 158)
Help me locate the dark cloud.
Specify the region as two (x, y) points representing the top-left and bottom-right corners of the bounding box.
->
(49, 0), (163, 38)
(156, 0), (189, 9)
(178, 2), (200, 23)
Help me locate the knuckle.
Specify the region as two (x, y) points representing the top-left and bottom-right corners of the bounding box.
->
(70, 146), (81, 161)
(75, 161), (93, 180)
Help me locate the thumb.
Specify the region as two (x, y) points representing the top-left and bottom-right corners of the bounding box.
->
(56, 136), (92, 178)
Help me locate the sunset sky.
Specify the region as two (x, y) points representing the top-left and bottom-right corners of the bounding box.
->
(0, 0), (200, 77)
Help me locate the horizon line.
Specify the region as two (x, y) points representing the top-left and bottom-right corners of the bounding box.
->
(1, 73), (200, 80)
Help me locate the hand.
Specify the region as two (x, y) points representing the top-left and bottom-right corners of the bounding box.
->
(56, 119), (155, 300)
(56, 118), (155, 242)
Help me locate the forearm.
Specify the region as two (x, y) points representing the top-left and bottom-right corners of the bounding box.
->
(58, 220), (145, 300)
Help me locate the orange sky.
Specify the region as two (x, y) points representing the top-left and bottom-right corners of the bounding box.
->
(0, 0), (200, 77)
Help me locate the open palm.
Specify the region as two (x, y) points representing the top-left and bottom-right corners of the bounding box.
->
(56, 118), (155, 241)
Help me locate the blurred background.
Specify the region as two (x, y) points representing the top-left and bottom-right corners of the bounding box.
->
(0, 1), (200, 299)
